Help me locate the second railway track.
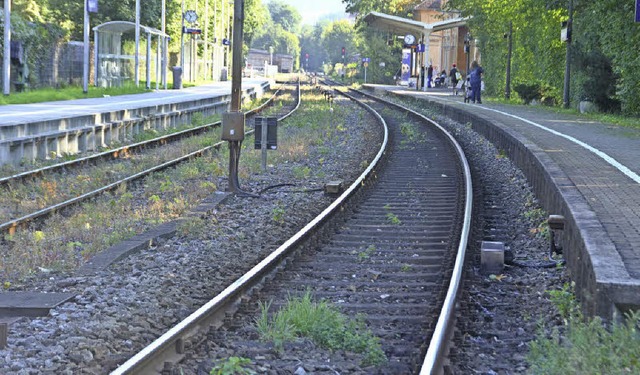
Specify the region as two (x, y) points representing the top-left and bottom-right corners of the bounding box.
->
(113, 87), (472, 374)
(0, 82), (300, 235)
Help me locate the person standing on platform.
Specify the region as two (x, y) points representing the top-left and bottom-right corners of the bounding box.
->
(469, 60), (484, 104)
(449, 64), (460, 95)
(427, 64), (433, 88)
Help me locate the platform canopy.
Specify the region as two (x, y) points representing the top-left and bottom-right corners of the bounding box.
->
(363, 11), (433, 37)
(362, 11), (469, 90)
(362, 11), (468, 37)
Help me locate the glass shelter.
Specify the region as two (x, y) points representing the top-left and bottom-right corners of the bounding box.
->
(93, 21), (169, 89)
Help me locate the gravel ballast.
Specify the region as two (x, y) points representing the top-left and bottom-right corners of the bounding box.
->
(0, 90), (566, 374)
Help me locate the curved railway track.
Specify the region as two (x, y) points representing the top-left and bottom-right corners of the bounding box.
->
(111, 86), (472, 374)
(0, 82), (300, 235)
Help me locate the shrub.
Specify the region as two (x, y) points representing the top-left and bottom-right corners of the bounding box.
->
(514, 83), (542, 105)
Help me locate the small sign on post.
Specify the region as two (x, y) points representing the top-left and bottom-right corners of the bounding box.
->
(636, 0), (640, 22)
(87, 0), (98, 13)
(254, 117), (278, 171)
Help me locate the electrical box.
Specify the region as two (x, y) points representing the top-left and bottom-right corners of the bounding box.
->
(254, 117), (278, 150)
(221, 111), (245, 141)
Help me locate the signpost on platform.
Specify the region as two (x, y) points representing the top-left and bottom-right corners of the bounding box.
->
(362, 57), (370, 83)
(83, 0), (98, 93)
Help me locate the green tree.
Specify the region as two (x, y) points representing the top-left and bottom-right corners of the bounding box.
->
(573, 0), (640, 114)
(299, 22), (330, 72)
(244, 0), (270, 47)
(446, 0), (565, 100)
(321, 20), (358, 65)
(266, 0), (302, 33)
(342, 0), (417, 19)
(357, 27), (399, 84)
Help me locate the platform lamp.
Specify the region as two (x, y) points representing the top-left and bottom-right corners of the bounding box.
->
(505, 21), (513, 100)
(463, 33), (471, 76)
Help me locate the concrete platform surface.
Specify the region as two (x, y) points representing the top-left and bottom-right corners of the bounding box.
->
(0, 79), (270, 126)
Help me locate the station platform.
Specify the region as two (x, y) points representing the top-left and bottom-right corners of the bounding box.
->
(363, 84), (640, 319)
(0, 79), (272, 165)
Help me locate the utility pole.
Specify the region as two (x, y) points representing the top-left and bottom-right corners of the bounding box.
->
(221, 0), (252, 195)
(3, 0), (10, 95)
(180, 0), (185, 70)
(135, 0), (140, 87)
(505, 21), (513, 100)
(563, 0), (574, 109)
(162, 0), (167, 89)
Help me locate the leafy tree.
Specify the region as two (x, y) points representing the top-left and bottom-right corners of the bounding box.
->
(244, 0), (270, 47)
(251, 1), (302, 68)
(573, 0), (640, 115)
(299, 22), (332, 72)
(357, 27), (399, 84)
(342, 0), (417, 19)
(266, 0), (302, 33)
(321, 20), (358, 66)
(445, 0), (565, 100)
(12, 0), (47, 23)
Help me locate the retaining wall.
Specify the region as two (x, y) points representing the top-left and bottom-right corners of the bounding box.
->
(0, 82), (269, 165)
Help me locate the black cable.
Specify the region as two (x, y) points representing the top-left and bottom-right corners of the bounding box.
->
(258, 183), (324, 195)
(258, 183), (297, 194)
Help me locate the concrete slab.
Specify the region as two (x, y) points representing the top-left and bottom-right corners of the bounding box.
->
(77, 191), (231, 276)
(0, 292), (75, 318)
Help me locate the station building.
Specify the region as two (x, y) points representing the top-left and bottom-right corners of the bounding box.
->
(364, 0), (480, 88)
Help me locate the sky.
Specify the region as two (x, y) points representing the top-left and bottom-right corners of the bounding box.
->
(276, 0), (348, 25)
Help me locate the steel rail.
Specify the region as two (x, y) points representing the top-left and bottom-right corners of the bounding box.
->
(0, 83), (288, 186)
(350, 88), (473, 374)
(0, 82), (299, 235)
(110, 85), (388, 375)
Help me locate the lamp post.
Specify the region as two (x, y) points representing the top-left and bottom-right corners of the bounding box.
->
(563, 0), (574, 109)
(269, 46), (273, 65)
(505, 21), (513, 99)
(3, 0), (10, 95)
(464, 33), (471, 76)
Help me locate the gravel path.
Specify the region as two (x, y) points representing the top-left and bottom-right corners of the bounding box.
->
(0, 90), (566, 375)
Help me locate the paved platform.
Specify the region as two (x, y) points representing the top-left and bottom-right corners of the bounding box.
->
(364, 84), (640, 319)
(0, 79), (270, 126)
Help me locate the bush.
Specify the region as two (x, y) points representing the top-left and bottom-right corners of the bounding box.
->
(514, 83), (542, 105)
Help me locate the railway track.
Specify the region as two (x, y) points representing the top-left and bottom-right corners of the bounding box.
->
(111, 86), (472, 374)
(0, 82), (300, 236)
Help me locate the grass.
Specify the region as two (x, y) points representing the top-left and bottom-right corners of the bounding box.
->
(0, 84), (151, 105)
(527, 283), (640, 374)
(0, 83), (374, 283)
(0, 77), (224, 106)
(386, 212), (401, 225)
(357, 244), (376, 261)
(524, 207), (550, 240)
(255, 291), (387, 366)
(484, 95), (640, 130)
(0, 153), (223, 281)
(210, 357), (255, 375)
